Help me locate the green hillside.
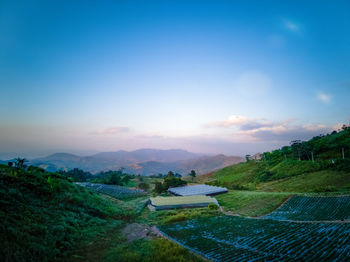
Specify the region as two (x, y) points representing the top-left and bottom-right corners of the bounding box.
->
(201, 125), (350, 193)
(0, 164), (203, 262)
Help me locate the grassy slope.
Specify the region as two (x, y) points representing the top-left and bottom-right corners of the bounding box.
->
(215, 191), (290, 217)
(257, 170), (350, 192)
(200, 161), (350, 193)
(0, 165), (207, 262)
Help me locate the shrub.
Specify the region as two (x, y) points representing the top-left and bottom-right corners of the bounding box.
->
(208, 203), (219, 210)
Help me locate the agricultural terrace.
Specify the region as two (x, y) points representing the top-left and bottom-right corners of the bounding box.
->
(76, 182), (145, 199)
(168, 184), (228, 196)
(264, 195), (350, 221)
(150, 195), (218, 210)
(159, 216), (350, 262)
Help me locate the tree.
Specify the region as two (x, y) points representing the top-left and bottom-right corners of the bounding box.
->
(167, 171), (174, 178)
(14, 158), (27, 169)
(189, 170), (196, 179)
(154, 182), (163, 194)
(245, 155), (251, 162)
(138, 182), (150, 191)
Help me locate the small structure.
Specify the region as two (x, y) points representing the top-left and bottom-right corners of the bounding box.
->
(168, 184), (228, 196)
(149, 195), (218, 210)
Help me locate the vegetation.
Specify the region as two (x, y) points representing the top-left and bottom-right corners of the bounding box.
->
(264, 195), (350, 221)
(0, 164), (206, 262)
(160, 216), (350, 262)
(76, 182), (146, 199)
(0, 164), (125, 261)
(154, 171), (187, 194)
(202, 126), (350, 192)
(2, 126), (350, 261)
(215, 190), (290, 216)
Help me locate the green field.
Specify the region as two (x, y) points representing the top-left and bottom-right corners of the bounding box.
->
(264, 195), (350, 221)
(159, 216), (350, 262)
(257, 170), (350, 192)
(215, 190), (290, 216)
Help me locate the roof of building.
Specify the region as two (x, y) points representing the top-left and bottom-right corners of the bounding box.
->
(168, 184), (228, 196)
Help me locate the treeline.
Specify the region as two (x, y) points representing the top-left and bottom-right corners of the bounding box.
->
(259, 124), (350, 165)
(58, 168), (134, 186)
(154, 171), (187, 193)
(251, 125), (350, 182)
(210, 125), (350, 191)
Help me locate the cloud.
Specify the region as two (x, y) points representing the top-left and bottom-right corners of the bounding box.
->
(207, 115), (270, 129)
(207, 115), (339, 143)
(94, 126), (130, 135)
(235, 71), (272, 96)
(285, 21), (299, 32)
(282, 18), (303, 34)
(317, 92), (331, 103)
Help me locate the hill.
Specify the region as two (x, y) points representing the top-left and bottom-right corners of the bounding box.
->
(2, 149), (243, 176)
(197, 125), (350, 193)
(0, 164), (125, 261)
(0, 164), (204, 262)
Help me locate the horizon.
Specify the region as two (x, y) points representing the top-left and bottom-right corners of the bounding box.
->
(0, 147), (231, 160)
(1, 0), (349, 158)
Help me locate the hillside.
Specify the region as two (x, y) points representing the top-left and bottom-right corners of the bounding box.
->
(0, 164), (204, 262)
(197, 125), (350, 193)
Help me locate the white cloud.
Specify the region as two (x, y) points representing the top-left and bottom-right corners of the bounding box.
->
(317, 92), (331, 103)
(285, 21), (299, 32)
(94, 126), (130, 135)
(206, 115), (340, 143)
(282, 18), (303, 34)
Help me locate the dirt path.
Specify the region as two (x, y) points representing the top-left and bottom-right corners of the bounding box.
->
(121, 223), (163, 242)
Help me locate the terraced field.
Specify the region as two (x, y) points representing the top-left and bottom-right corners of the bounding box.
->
(159, 216), (350, 262)
(76, 182), (146, 199)
(264, 195), (350, 221)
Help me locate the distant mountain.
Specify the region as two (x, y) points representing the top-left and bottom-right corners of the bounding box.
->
(5, 149), (244, 175)
(91, 149), (202, 163)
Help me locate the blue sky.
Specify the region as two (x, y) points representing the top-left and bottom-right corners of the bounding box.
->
(0, 0), (349, 158)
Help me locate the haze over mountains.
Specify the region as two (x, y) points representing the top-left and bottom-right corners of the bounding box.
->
(2, 149), (244, 176)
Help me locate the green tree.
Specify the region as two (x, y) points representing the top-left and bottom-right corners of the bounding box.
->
(167, 171), (174, 178)
(154, 182), (163, 194)
(189, 170), (196, 180)
(14, 158), (27, 169)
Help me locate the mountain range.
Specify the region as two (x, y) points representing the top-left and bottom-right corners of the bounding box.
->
(1, 149), (244, 175)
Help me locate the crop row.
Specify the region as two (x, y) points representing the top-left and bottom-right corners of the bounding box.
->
(159, 216), (350, 261)
(264, 195), (350, 221)
(76, 182), (145, 199)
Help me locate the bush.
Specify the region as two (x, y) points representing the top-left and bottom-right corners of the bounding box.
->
(208, 203), (219, 210)
(138, 182), (150, 191)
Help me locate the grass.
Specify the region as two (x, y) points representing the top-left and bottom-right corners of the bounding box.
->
(138, 206), (221, 225)
(257, 170), (350, 192)
(216, 190), (290, 217)
(0, 165), (129, 262)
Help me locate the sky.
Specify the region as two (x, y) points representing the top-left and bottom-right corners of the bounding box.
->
(0, 0), (350, 158)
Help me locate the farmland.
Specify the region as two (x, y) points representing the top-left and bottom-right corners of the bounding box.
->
(215, 190), (290, 217)
(76, 182), (146, 199)
(264, 195), (350, 221)
(159, 216), (350, 262)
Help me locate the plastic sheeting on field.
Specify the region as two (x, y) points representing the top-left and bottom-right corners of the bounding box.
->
(150, 195), (218, 210)
(168, 184), (228, 196)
